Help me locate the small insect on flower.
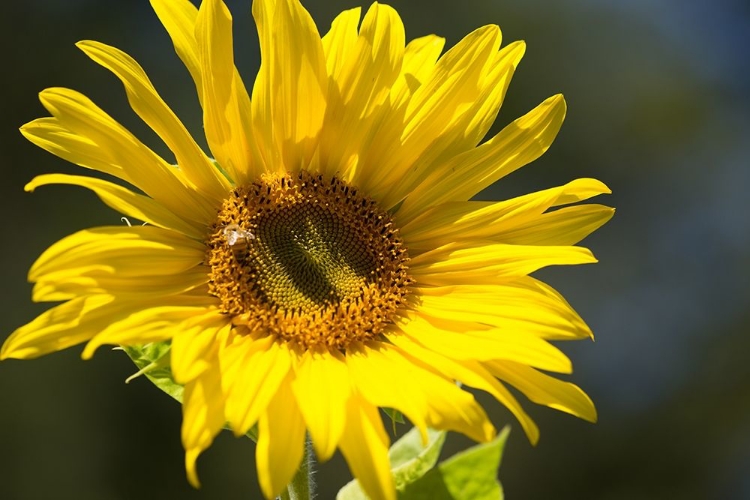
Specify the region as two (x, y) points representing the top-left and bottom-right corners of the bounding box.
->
(223, 223), (255, 260)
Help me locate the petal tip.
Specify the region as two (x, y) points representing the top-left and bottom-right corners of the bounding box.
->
(589, 407), (599, 424)
(185, 449), (202, 489)
(482, 421), (497, 442)
(553, 93), (567, 108)
(80, 341), (98, 360)
(511, 39), (527, 57)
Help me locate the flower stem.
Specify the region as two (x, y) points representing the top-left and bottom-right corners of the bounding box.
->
(281, 437), (315, 500)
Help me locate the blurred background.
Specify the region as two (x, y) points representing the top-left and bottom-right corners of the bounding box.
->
(1, 0), (748, 498)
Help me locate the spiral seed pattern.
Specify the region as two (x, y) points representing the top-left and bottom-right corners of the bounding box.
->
(206, 171), (412, 350)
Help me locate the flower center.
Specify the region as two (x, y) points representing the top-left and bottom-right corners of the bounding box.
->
(206, 171), (411, 350)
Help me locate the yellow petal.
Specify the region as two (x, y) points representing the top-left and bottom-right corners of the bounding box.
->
(398, 94), (567, 218)
(28, 226), (205, 285)
(347, 341), (494, 444)
(221, 335), (293, 436)
(350, 34), (444, 189)
(21, 118), (125, 179)
(410, 243), (597, 285)
(484, 360), (597, 422)
(403, 25), (501, 131)
(552, 178), (612, 206)
(76, 40), (230, 200)
(397, 312), (572, 373)
(250, 0), (276, 172)
(319, 3), (405, 180)
(332, 3), (403, 112)
(380, 41), (526, 208)
(497, 204), (615, 246)
(321, 7), (362, 80)
(338, 394), (395, 500)
(26, 173), (203, 239)
(171, 310), (231, 384)
(252, 0), (327, 173)
(182, 358), (226, 488)
(32, 267), (208, 303)
(291, 348), (350, 461)
(81, 299), (216, 359)
(362, 25), (501, 202)
(391, 334), (539, 444)
(1, 295), (115, 360)
(149, 0), (203, 103)
(195, 0), (257, 185)
(414, 279), (592, 340)
(400, 177), (611, 243)
(35, 88), (217, 224)
(256, 375), (306, 499)
(391, 35), (446, 105)
(459, 41), (526, 150)
(412, 279), (591, 341)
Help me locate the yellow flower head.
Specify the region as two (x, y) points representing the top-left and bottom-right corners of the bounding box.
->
(3, 0), (613, 498)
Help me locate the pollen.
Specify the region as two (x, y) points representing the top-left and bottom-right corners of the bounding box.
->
(206, 171), (412, 350)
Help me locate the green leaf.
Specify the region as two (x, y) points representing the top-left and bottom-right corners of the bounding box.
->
(122, 342), (183, 403)
(399, 426), (510, 500)
(337, 426), (446, 500)
(337, 427), (509, 500)
(382, 407), (406, 425)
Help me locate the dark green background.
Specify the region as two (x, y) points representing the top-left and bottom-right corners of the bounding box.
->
(2, 0), (748, 498)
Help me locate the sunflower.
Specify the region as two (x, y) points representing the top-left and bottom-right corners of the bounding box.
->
(3, 0), (613, 498)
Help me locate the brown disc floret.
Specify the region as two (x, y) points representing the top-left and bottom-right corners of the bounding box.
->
(206, 171), (412, 350)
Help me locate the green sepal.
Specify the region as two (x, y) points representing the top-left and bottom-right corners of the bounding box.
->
(122, 342), (183, 403)
(383, 407), (406, 424)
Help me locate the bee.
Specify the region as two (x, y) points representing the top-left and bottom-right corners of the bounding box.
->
(223, 223), (255, 260)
